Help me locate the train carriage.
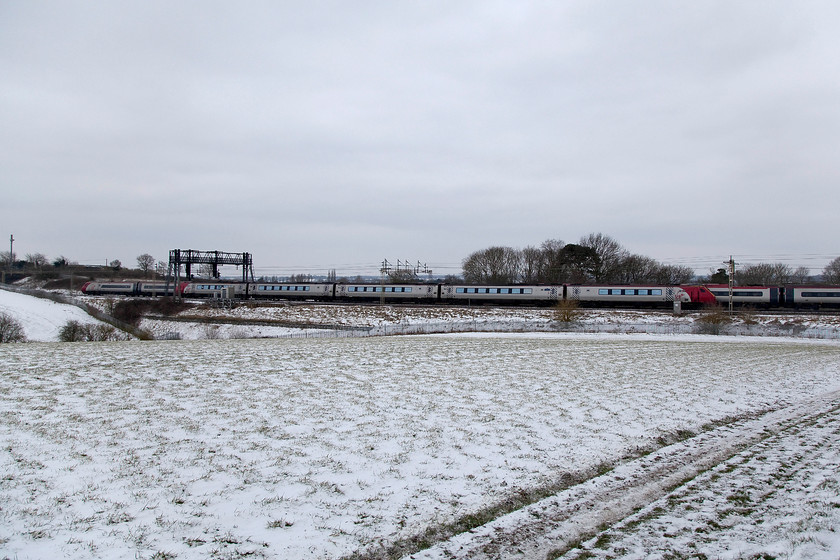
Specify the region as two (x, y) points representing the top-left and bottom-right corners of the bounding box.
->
(785, 286), (840, 307)
(250, 283), (335, 300)
(705, 285), (777, 306)
(567, 285), (690, 305)
(180, 282), (248, 298)
(136, 282), (178, 296)
(80, 281), (137, 296)
(440, 285), (559, 304)
(335, 283), (438, 302)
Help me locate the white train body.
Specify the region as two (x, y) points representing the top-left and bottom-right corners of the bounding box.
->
(136, 282), (177, 296)
(335, 284), (438, 302)
(786, 286), (840, 306)
(441, 285), (559, 303)
(180, 282), (248, 298)
(705, 285), (777, 305)
(567, 285), (690, 304)
(250, 283), (334, 300)
(79, 281), (137, 295)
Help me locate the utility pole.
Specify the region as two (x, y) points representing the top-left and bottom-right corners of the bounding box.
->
(7, 234), (13, 277)
(725, 256), (738, 314)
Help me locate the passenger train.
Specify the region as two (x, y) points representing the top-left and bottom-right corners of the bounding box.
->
(79, 280), (840, 308)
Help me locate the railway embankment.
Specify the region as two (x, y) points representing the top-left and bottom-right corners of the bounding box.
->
(135, 301), (840, 341)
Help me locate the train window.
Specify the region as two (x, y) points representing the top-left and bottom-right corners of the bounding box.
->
(652, 289), (662, 296)
(711, 290), (763, 297)
(801, 291), (840, 298)
(599, 289), (609, 295)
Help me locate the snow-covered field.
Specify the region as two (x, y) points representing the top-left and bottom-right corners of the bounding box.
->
(2, 288), (840, 559)
(2, 332), (840, 559)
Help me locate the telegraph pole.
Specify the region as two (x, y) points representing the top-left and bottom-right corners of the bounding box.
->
(725, 256), (737, 314)
(7, 234), (13, 276)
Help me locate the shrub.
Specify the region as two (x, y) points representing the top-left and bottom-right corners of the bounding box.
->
(555, 298), (581, 323)
(0, 312), (27, 343)
(59, 320), (127, 342)
(112, 299), (189, 326)
(694, 304), (731, 335)
(738, 306), (759, 325)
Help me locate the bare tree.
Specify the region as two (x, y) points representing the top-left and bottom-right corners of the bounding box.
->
(25, 253), (49, 269)
(462, 246), (522, 284)
(136, 254), (156, 278)
(615, 254), (660, 284)
(0, 312), (26, 343)
(737, 262), (792, 285)
(579, 232), (628, 282)
(0, 251), (14, 268)
(823, 256), (840, 284)
(791, 266), (811, 284)
(655, 264), (695, 285)
(521, 246), (543, 284)
(388, 269), (419, 283)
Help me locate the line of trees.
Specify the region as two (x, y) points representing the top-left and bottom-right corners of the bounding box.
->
(4, 244), (840, 287)
(462, 233), (840, 286)
(728, 259), (840, 286)
(1, 251), (168, 281)
(462, 233), (696, 285)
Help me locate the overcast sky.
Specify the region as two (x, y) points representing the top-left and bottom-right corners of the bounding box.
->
(2, 1), (838, 278)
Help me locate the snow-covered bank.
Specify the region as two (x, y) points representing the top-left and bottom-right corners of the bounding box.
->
(0, 288), (109, 342)
(140, 302), (840, 341)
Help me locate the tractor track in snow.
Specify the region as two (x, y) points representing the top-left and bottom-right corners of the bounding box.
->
(405, 389), (840, 560)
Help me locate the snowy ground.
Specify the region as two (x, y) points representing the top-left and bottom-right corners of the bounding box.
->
(133, 299), (840, 341)
(2, 289), (840, 559)
(3, 332), (840, 559)
(0, 289), (111, 342)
